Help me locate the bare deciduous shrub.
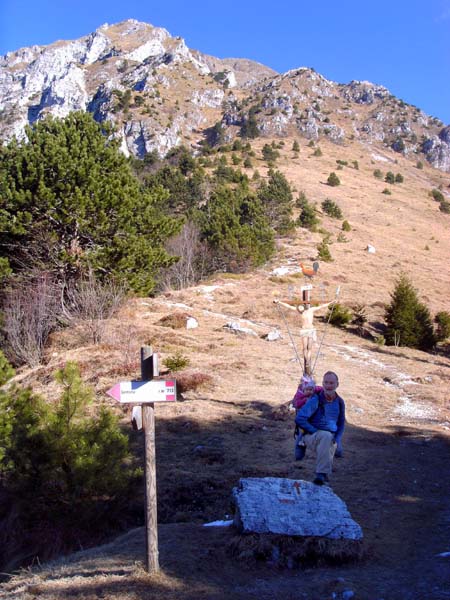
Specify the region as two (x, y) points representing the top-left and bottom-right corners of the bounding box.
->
(175, 371), (214, 393)
(159, 222), (211, 290)
(63, 272), (126, 344)
(158, 312), (189, 329)
(3, 272), (61, 366)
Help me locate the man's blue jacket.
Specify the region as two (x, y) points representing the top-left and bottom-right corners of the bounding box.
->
(295, 390), (345, 445)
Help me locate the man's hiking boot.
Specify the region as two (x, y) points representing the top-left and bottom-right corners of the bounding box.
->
(335, 448), (344, 458)
(313, 473), (328, 486)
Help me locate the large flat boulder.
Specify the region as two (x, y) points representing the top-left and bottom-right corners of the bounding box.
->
(233, 477), (362, 540)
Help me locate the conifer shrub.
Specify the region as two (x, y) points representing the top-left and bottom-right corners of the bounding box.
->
(384, 274), (436, 350)
(439, 200), (450, 214)
(434, 311), (450, 341)
(373, 169), (383, 179)
(322, 198), (343, 218)
(430, 189), (445, 202)
(385, 171), (395, 184)
(317, 240), (333, 262)
(297, 200), (319, 230)
(0, 350), (14, 386)
(257, 170), (295, 234)
(292, 140), (300, 152)
(342, 220), (351, 232)
(395, 173), (404, 183)
(163, 351), (191, 372)
(262, 144), (280, 164)
(0, 112), (180, 294)
(416, 161), (423, 169)
(352, 304), (368, 335)
(0, 362), (140, 570)
(327, 172), (340, 186)
(327, 303), (352, 327)
(382, 188), (392, 195)
(313, 147), (323, 157)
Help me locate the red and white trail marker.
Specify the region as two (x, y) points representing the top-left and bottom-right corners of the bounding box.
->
(106, 379), (176, 403)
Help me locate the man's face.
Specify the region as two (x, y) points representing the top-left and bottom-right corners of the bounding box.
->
(323, 374), (338, 396)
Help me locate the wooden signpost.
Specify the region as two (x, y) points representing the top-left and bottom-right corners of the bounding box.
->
(106, 346), (176, 574)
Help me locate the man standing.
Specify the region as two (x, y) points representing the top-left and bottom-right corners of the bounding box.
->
(295, 371), (345, 485)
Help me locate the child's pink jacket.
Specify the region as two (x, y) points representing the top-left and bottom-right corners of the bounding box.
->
(292, 386), (323, 410)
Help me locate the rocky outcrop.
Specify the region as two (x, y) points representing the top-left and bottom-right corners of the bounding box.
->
(422, 128), (450, 171)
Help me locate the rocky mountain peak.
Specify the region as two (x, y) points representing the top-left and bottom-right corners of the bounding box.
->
(0, 20), (449, 171)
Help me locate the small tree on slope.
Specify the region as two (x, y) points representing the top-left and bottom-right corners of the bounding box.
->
(384, 274), (436, 351)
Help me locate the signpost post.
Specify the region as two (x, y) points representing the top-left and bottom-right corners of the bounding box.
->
(106, 346), (176, 574)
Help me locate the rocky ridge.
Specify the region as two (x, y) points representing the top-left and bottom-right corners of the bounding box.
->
(1, 18), (450, 171)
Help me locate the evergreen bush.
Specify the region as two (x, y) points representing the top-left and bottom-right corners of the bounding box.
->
(327, 303), (352, 327)
(317, 240), (333, 262)
(0, 112), (180, 294)
(257, 170), (295, 234)
(163, 351), (191, 371)
(342, 220), (351, 232)
(327, 172), (340, 187)
(439, 200), (450, 214)
(0, 362), (140, 569)
(434, 311), (450, 341)
(322, 198), (343, 218)
(384, 274), (436, 350)
(430, 189), (444, 202)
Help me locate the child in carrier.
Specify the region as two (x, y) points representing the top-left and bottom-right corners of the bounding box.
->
(292, 375), (322, 412)
(293, 376), (321, 460)
(292, 375), (344, 460)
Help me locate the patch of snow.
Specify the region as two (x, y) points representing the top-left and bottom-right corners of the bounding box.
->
(271, 266), (301, 276)
(371, 153), (392, 163)
(203, 519), (233, 527)
(436, 551), (450, 557)
(394, 397), (437, 420)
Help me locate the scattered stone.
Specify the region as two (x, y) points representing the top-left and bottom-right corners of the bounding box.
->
(186, 316), (198, 329)
(223, 321), (258, 336)
(263, 329), (282, 341)
(366, 244), (376, 253)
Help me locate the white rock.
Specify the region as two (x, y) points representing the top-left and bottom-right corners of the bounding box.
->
(186, 317), (198, 329)
(265, 329), (282, 341)
(366, 244), (376, 253)
(223, 322), (258, 337)
(233, 477), (363, 540)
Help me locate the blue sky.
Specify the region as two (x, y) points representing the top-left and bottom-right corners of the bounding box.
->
(1, 0), (449, 124)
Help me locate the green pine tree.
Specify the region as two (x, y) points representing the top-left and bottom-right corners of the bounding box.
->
(384, 274), (436, 350)
(198, 184), (274, 271)
(257, 169), (295, 234)
(0, 112), (181, 294)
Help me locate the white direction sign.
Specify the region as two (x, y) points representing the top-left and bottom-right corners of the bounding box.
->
(107, 379), (176, 403)
(300, 284), (313, 291)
